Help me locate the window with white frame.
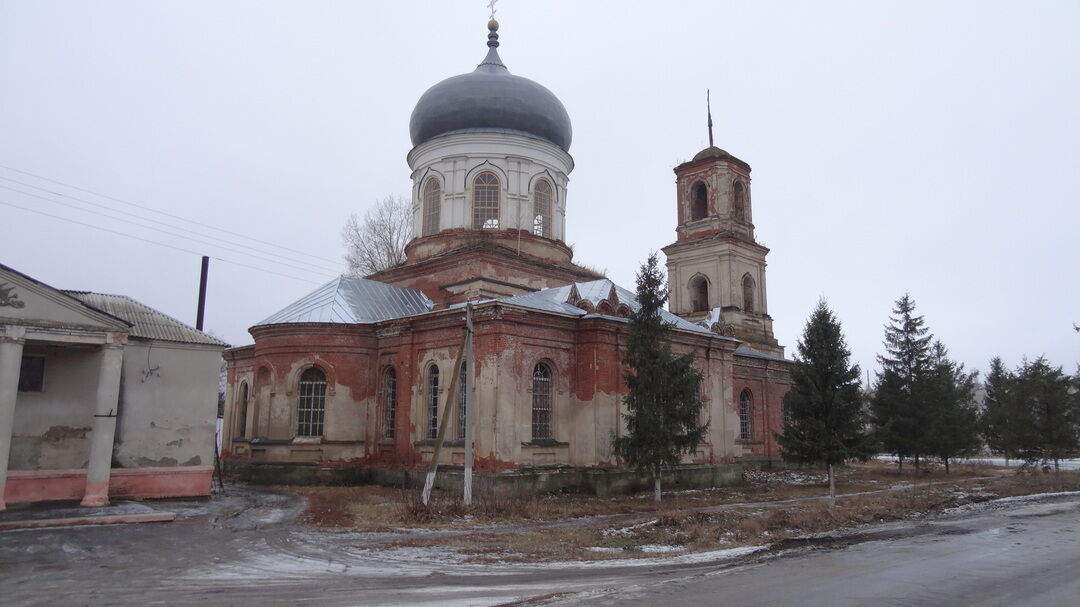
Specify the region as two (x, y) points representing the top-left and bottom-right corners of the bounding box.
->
(422, 178), (441, 236)
(533, 179), (553, 237)
(383, 367), (397, 439)
(739, 389), (753, 440)
(472, 172), (500, 229)
(532, 362), (553, 440)
(296, 368), (327, 437)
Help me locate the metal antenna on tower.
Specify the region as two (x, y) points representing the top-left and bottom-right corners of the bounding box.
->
(707, 89), (714, 147)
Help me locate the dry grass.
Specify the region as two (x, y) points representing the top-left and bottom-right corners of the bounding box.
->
(287, 462), (1080, 562)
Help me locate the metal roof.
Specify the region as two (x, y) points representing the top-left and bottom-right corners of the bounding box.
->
(409, 25), (572, 152)
(257, 276), (434, 327)
(63, 291), (227, 347)
(733, 345), (790, 363)
(497, 279), (719, 337)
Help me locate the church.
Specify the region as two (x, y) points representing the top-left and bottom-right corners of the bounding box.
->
(222, 18), (791, 489)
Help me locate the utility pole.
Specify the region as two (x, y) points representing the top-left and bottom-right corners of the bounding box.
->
(421, 325), (467, 505)
(463, 303), (475, 504)
(196, 256), (209, 331)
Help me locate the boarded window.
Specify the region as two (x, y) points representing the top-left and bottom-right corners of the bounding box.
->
(739, 389), (753, 440)
(19, 356), (44, 392)
(235, 382), (249, 438)
(742, 274), (755, 313)
(422, 178), (441, 236)
(690, 275), (709, 312)
(690, 181), (708, 221)
(472, 172), (500, 229)
(533, 179), (553, 237)
(296, 368), (327, 437)
(427, 365), (439, 440)
(383, 367), (397, 439)
(732, 181), (746, 222)
(532, 363), (553, 440)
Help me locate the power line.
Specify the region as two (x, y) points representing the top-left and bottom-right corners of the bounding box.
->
(0, 163), (345, 266)
(1, 199), (328, 286)
(1, 184), (340, 279)
(0, 176), (344, 274)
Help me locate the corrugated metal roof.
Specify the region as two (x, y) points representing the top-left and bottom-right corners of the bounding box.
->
(63, 291), (228, 347)
(257, 276), (434, 326)
(733, 345), (790, 363)
(497, 279), (717, 336)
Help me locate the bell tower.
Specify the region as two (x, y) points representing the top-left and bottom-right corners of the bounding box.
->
(662, 120), (781, 354)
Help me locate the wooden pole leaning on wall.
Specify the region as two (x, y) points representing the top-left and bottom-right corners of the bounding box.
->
(420, 321), (468, 506)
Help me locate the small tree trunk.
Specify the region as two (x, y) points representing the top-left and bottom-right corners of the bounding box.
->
(654, 467), (662, 503)
(898, 455), (903, 474)
(1054, 458), (1062, 492)
(944, 457), (950, 475)
(828, 463), (836, 502)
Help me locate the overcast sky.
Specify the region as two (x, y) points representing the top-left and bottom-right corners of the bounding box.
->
(1, 1), (1077, 380)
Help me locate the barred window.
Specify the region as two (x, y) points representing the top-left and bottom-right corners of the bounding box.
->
(296, 368), (327, 437)
(532, 362), (553, 440)
(427, 365), (439, 440)
(383, 367), (397, 439)
(533, 179), (553, 237)
(457, 362), (468, 440)
(422, 178), (441, 236)
(472, 172), (500, 229)
(235, 382), (249, 439)
(18, 356), (44, 392)
(739, 389), (753, 440)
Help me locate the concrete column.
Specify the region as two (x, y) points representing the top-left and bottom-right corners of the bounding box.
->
(80, 341), (124, 507)
(0, 325), (27, 511)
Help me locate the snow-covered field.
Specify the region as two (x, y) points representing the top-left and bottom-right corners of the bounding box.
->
(875, 455), (1080, 471)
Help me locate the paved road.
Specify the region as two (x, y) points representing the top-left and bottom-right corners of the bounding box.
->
(1, 489), (1077, 606)
(560, 496), (1080, 607)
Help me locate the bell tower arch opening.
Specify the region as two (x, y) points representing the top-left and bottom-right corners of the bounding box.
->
(689, 274), (710, 312)
(690, 181), (708, 221)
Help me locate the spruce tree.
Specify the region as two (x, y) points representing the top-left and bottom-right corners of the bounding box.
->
(981, 357), (1019, 463)
(778, 299), (874, 498)
(924, 341), (980, 473)
(872, 293), (934, 470)
(613, 253), (708, 503)
(1011, 357), (1079, 484)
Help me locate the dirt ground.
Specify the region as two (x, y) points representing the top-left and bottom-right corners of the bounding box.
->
(284, 461), (1080, 563)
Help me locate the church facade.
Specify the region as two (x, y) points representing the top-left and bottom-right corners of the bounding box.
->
(222, 20), (790, 482)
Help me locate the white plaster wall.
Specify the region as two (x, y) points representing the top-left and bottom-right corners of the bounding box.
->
(9, 347), (100, 470)
(113, 341), (221, 468)
(407, 132), (573, 241)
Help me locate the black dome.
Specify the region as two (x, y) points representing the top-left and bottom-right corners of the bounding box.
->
(409, 26), (572, 152)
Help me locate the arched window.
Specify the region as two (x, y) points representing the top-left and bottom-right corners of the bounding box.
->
(383, 367), (397, 439)
(296, 367), (327, 437)
(235, 382), (249, 439)
(690, 275), (710, 312)
(732, 181), (746, 222)
(254, 367), (271, 437)
(422, 178), (441, 236)
(533, 179), (553, 237)
(690, 181), (708, 221)
(457, 362), (468, 440)
(742, 273), (756, 313)
(427, 365), (439, 440)
(739, 389), (753, 440)
(532, 362), (553, 440)
(472, 171), (500, 229)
